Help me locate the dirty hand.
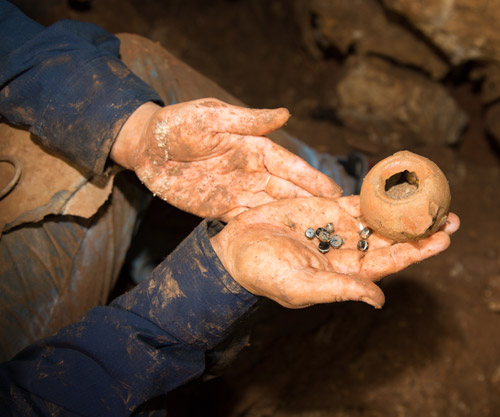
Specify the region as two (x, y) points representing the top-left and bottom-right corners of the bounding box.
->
(210, 196), (460, 309)
(111, 99), (342, 221)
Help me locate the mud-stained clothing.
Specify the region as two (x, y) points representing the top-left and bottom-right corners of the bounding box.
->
(0, 0), (162, 173)
(0, 220), (258, 415)
(0, 0), (166, 360)
(0, 2), (359, 413)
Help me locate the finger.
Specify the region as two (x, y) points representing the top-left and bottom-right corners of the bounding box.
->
(217, 189), (277, 222)
(337, 195), (362, 218)
(202, 99), (291, 136)
(360, 231), (451, 281)
(265, 175), (313, 199)
(241, 196), (359, 237)
(220, 206), (249, 223)
(442, 212), (460, 235)
(284, 269), (385, 309)
(236, 191), (276, 210)
(263, 142), (343, 198)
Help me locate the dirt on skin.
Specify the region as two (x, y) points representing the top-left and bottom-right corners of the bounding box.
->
(19, 0), (500, 416)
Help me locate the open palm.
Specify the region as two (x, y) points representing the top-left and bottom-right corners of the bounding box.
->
(210, 196), (460, 309)
(131, 99), (343, 221)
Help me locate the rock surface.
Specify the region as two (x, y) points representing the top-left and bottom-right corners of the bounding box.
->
(485, 101), (500, 148)
(382, 0), (500, 65)
(470, 62), (500, 104)
(295, 0), (449, 79)
(333, 56), (468, 149)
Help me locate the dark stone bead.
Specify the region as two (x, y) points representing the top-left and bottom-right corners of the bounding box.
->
(357, 239), (369, 252)
(317, 229), (331, 243)
(305, 227), (316, 239)
(360, 227), (372, 240)
(318, 241), (330, 254)
(329, 235), (343, 249)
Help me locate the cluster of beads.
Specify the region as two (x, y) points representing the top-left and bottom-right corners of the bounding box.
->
(305, 223), (344, 254)
(305, 224), (373, 254)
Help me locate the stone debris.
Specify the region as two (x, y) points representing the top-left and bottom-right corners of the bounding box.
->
(381, 0), (500, 65)
(332, 56), (468, 149)
(295, 0), (449, 79)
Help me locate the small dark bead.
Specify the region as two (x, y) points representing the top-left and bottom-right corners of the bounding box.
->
(325, 223), (335, 234)
(357, 240), (369, 252)
(360, 227), (372, 240)
(329, 235), (343, 249)
(318, 241), (330, 254)
(305, 228), (316, 239)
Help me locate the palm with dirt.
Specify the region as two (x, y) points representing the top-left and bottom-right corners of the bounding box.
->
(211, 196), (460, 309)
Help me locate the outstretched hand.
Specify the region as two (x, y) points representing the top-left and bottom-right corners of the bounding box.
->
(210, 196), (460, 309)
(111, 99), (342, 221)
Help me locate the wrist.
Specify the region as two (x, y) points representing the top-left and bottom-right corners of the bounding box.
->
(210, 227), (250, 295)
(209, 232), (227, 272)
(110, 101), (161, 170)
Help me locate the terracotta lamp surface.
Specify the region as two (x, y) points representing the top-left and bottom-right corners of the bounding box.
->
(359, 151), (451, 242)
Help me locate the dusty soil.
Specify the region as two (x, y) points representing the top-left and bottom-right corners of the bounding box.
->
(19, 0), (500, 415)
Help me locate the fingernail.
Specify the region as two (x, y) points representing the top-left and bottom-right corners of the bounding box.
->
(361, 296), (382, 309)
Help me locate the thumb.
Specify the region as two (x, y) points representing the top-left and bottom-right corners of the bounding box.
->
(300, 269), (386, 309)
(208, 100), (291, 136)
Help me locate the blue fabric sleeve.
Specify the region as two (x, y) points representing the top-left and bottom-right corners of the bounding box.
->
(0, 0), (164, 173)
(0, 220), (258, 416)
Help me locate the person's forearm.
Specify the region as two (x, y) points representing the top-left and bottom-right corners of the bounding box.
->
(0, 0), (163, 173)
(0, 220), (258, 416)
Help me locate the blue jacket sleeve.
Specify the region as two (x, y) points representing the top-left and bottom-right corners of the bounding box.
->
(0, 220), (258, 416)
(0, 0), (163, 173)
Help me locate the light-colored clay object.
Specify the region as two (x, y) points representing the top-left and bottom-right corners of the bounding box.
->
(359, 151), (450, 241)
